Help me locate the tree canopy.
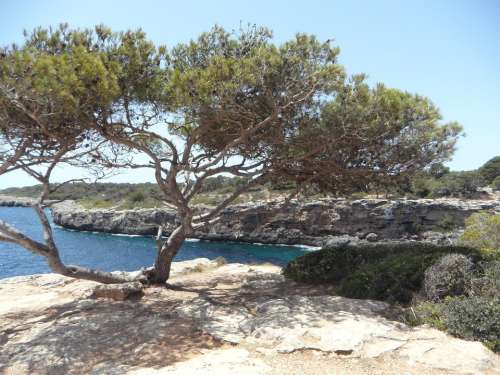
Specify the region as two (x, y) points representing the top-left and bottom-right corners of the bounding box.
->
(0, 24), (463, 284)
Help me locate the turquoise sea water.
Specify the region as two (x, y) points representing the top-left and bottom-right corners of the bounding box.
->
(0, 207), (310, 279)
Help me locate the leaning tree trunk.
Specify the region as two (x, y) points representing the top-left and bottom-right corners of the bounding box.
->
(149, 224), (187, 284)
(0, 216), (141, 284)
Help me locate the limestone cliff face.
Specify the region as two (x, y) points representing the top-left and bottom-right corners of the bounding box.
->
(0, 195), (38, 207)
(51, 198), (500, 246)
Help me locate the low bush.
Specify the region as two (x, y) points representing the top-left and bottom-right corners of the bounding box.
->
(459, 212), (500, 261)
(469, 261), (500, 298)
(406, 258), (499, 352)
(423, 254), (474, 302)
(404, 300), (447, 330)
(338, 252), (442, 303)
(283, 244), (365, 284)
(411, 176), (437, 198)
(407, 169), (487, 199)
(189, 193), (222, 206)
(79, 198), (115, 209)
(129, 191), (146, 203)
(283, 243), (481, 303)
(434, 171), (486, 198)
(407, 295), (500, 353)
(493, 176), (500, 191)
(478, 156), (500, 184)
(444, 296), (500, 352)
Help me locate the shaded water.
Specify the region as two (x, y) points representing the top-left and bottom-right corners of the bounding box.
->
(0, 207), (311, 279)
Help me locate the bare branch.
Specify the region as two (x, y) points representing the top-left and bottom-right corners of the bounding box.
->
(193, 174), (267, 224)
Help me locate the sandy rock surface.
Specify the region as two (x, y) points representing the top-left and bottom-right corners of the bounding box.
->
(1, 258), (498, 375)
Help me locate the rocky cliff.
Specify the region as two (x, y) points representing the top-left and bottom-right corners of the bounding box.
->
(51, 198), (500, 246)
(0, 195), (38, 207)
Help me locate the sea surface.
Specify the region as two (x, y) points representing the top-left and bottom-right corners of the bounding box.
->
(0, 206), (311, 279)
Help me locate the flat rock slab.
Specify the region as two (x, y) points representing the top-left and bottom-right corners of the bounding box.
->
(0, 259), (499, 375)
(126, 348), (271, 375)
(0, 274), (97, 315)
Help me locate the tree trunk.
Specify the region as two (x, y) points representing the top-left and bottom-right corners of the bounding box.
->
(0, 218), (140, 284)
(149, 225), (187, 284)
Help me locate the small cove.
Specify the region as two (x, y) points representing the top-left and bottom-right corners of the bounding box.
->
(0, 207), (310, 279)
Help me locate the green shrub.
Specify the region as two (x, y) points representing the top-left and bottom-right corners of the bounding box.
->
(283, 244), (365, 284)
(492, 176), (500, 191)
(409, 261), (499, 352)
(430, 171), (485, 198)
(338, 252), (441, 303)
(459, 212), (500, 260)
(79, 198), (114, 209)
(406, 169), (487, 199)
(478, 156), (500, 184)
(283, 243), (481, 303)
(406, 296), (500, 352)
(469, 261), (500, 298)
(436, 214), (460, 232)
(129, 191), (146, 203)
(190, 193), (225, 206)
(410, 174), (440, 198)
(404, 300), (447, 330)
(444, 296), (500, 352)
(283, 243), (481, 284)
(429, 163), (450, 179)
(423, 254), (474, 302)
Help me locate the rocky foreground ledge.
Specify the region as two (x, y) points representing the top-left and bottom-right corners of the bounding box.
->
(50, 198), (500, 246)
(0, 258), (498, 375)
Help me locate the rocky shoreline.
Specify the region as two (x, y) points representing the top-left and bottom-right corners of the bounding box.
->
(0, 195), (39, 207)
(49, 198), (500, 247)
(2, 195), (498, 246)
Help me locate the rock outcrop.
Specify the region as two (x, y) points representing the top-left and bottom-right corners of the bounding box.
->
(91, 281), (144, 301)
(1, 259), (498, 374)
(51, 198), (500, 246)
(0, 195), (38, 207)
(0, 195), (59, 207)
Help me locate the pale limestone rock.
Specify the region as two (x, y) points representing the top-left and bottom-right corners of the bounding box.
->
(170, 257), (214, 276)
(0, 274), (96, 315)
(400, 332), (499, 375)
(91, 281), (143, 301)
(127, 348), (270, 375)
(360, 337), (407, 358)
(1, 262), (499, 375)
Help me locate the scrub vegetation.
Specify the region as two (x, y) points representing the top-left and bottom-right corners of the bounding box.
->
(284, 212), (500, 352)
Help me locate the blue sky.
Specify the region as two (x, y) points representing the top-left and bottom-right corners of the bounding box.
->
(1, 0), (499, 188)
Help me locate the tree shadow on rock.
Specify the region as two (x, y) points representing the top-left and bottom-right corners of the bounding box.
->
(0, 296), (224, 375)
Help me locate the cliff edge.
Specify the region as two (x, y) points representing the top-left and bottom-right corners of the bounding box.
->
(51, 198), (500, 246)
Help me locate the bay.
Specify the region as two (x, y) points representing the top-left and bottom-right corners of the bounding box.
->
(0, 207), (309, 279)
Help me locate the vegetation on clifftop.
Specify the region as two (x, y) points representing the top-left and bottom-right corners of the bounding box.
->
(2, 156), (498, 209)
(283, 243), (483, 303)
(284, 212), (500, 352)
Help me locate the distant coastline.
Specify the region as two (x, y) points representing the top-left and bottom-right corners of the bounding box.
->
(0, 195), (38, 207)
(3, 194), (499, 248)
(50, 197), (499, 247)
